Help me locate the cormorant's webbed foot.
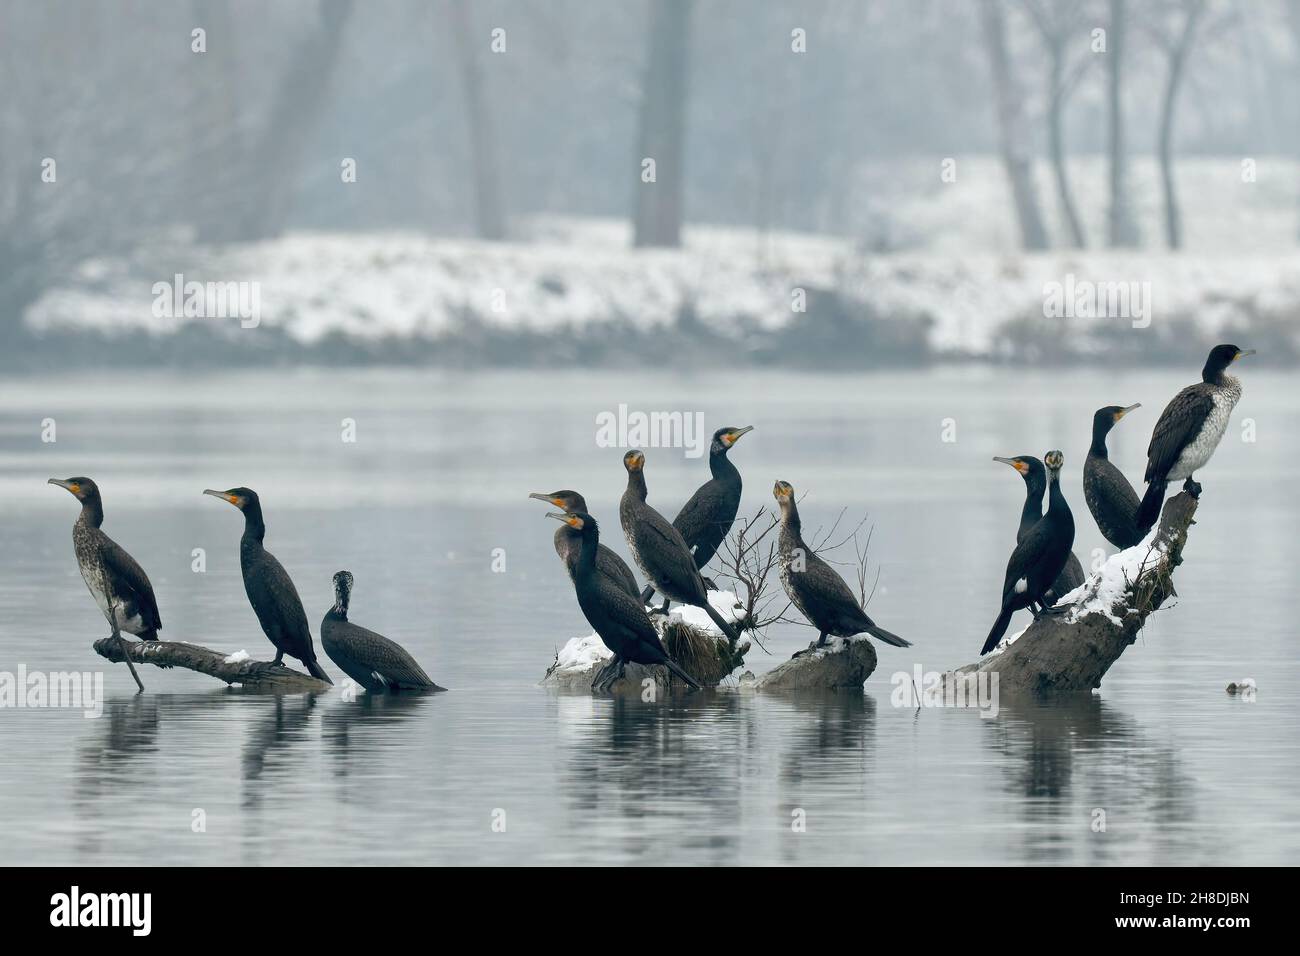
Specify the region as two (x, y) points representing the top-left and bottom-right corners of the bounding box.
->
(1183, 478), (1202, 498)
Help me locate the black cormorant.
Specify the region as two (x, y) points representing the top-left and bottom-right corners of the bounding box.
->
(618, 450), (742, 641)
(204, 487), (331, 683)
(528, 490), (640, 598)
(49, 477), (163, 645)
(548, 510), (701, 692)
(1136, 344), (1253, 531)
(772, 480), (911, 656)
(321, 571), (442, 692)
(993, 454), (1085, 607)
(642, 425), (752, 603)
(982, 450), (1076, 655)
(1084, 403), (1144, 549)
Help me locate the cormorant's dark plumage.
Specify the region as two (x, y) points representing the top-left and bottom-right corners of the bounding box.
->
(773, 481), (910, 655)
(668, 424), (752, 573)
(321, 571), (441, 692)
(618, 450), (742, 642)
(528, 490), (640, 598)
(982, 450), (1076, 655)
(993, 454), (1085, 607)
(1084, 404), (1145, 549)
(549, 510), (700, 692)
(49, 477), (163, 644)
(204, 487), (331, 683)
(1136, 344), (1253, 532)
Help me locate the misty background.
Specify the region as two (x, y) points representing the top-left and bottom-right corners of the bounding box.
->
(3, 0), (1300, 370)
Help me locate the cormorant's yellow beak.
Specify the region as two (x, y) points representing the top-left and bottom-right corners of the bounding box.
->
(1234, 349), (1256, 361)
(993, 457), (1028, 475)
(772, 480), (793, 501)
(545, 511), (582, 528)
(48, 478), (79, 494)
(203, 488), (241, 507)
(1115, 403), (1141, 421)
(724, 425), (754, 446)
(528, 492), (559, 505)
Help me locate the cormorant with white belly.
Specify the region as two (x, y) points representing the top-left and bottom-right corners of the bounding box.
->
(618, 450), (742, 642)
(204, 486), (331, 683)
(1084, 404), (1144, 549)
(548, 510), (701, 692)
(982, 450), (1076, 655)
(528, 490), (640, 598)
(992, 454), (1085, 608)
(1136, 344), (1253, 532)
(321, 571), (442, 692)
(772, 480), (911, 656)
(49, 477), (164, 648)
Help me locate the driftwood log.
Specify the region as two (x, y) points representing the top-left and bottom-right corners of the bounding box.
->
(943, 491), (1198, 698)
(92, 638), (331, 693)
(752, 637), (879, 691)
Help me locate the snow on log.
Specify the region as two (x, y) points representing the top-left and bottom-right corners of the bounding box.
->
(752, 635), (879, 691)
(944, 490), (1199, 697)
(541, 590), (750, 692)
(92, 638), (331, 693)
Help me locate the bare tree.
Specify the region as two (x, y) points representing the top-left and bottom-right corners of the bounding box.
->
(979, 0), (1051, 251)
(449, 0), (507, 240)
(1106, 0), (1141, 246)
(1022, 0), (1094, 248)
(633, 0), (692, 248)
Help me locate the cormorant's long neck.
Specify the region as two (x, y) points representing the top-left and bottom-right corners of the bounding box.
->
(1089, 423), (1111, 459)
(709, 449), (740, 485)
(780, 501), (803, 540)
(1020, 474), (1046, 527)
(332, 592), (350, 619)
(241, 501), (266, 546)
(575, 525), (599, 579)
(80, 492), (104, 530)
(1046, 472), (1069, 517)
(625, 470), (647, 503)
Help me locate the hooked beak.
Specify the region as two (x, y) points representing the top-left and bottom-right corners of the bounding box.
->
(47, 478), (74, 491)
(545, 511), (567, 522)
(1234, 349), (1256, 361)
(993, 457), (1028, 475)
(528, 492), (556, 504)
(1116, 403), (1141, 420)
(203, 488), (239, 507)
(730, 425), (754, 441)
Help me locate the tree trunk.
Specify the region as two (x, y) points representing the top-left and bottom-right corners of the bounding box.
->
(1106, 0), (1140, 246)
(449, 0), (507, 241)
(1047, 45), (1086, 248)
(633, 0), (691, 248)
(945, 491), (1198, 697)
(1158, 2), (1203, 251)
(979, 0), (1050, 251)
(92, 638), (337, 692)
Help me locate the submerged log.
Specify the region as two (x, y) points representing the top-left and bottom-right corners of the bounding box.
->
(92, 638), (331, 693)
(944, 490), (1198, 698)
(753, 636), (879, 691)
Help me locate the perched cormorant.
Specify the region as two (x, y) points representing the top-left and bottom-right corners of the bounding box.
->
(48, 477), (163, 646)
(641, 425), (753, 603)
(982, 450), (1076, 655)
(528, 490), (640, 598)
(204, 487), (331, 683)
(618, 450), (742, 641)
(548, 511), (701, 692)
(1084, 404), (1145, 549)
(321, 571), (442, 692)
(993, 454), (1085, 607)
(1136, 344), (1254, 532)
(772, 480), (911, 656)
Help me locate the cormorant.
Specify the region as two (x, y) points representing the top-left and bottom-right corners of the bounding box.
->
(642, 425), (753, 603)
(48, 477), (163, 646)
(204, 487), (331, 683)
(993, 454), (1085, 607)
(1136, 344), (1254, 531)
(618, 450), (742, 642)
(1084, 404), (1145, 549)
(772, 480), (911, 655)
(548, 510), (701, 692)
(982, 450), (1075, 655)
(528, 490), (640, 598)
(321, 571), (442, 692)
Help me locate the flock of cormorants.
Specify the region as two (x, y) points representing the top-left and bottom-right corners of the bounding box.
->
(48, 344), (1250, 695)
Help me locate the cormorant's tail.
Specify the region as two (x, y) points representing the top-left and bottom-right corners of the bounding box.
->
(661, 657), (702, 690)
(1136, 478), (1167, 534)
(306, 657), (333, 684)
(867, 624), (911, 648)
(981, 606), (1014, 656)
(702, 603), (741, 643)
